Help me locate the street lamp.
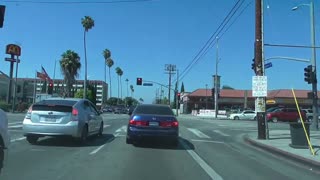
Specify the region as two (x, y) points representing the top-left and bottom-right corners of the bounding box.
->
(292, 0), (319, 130)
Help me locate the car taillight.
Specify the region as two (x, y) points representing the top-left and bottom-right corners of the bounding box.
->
(160, 121), (179, 127)
(72, 108), (79, 116)
(25, 106), (32, 119)
(129, 120), (148, 126)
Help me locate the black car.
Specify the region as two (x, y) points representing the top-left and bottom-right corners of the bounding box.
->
(126, 104), (179, 146)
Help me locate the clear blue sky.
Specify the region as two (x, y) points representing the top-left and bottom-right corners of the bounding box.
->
(0, 0), (319, 103)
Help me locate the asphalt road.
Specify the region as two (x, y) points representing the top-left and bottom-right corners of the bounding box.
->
(1, 113), (319, 180)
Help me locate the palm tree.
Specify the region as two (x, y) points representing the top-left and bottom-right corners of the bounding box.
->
(130, 85), (134, 98)
(115, 67), (121, 100)
(119, 69), (123, 99)
(103, 49), (111, 100)
(81, 16), (95, 99)
(60, 50), (81, 97)
(106, 58), (114, 98)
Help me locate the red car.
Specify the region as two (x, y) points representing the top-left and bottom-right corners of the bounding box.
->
(266, 108), (307, 123)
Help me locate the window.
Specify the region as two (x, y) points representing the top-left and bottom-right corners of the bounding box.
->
(134, 105), (174, 115)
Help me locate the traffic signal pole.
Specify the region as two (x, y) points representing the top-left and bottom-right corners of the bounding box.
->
(255, 0), (267, 139)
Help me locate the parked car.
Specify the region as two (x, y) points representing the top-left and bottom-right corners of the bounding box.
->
(302, 109), (313, 121)
(0, 109), (10, 174)
(22, 98), (104, 144)
(229, 110), (256, 120)
(126, 104), (179, 146)
(266, 108), (307, 123)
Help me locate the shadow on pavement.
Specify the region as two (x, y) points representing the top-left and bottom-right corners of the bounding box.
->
(35, 133), (115, 147)
(132, 137), (195, 150)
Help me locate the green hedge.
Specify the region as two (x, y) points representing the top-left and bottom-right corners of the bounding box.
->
(0, 102), (11, 112)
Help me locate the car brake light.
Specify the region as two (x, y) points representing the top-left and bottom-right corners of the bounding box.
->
(172, 121), (179, 127)
(129, 120), (148, 126)
(25, 106), (32, 119)
(72, 108), (79, 116)
(160, 121), (179, 127)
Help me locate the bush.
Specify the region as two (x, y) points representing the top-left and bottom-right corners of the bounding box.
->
(0, 101), (11, 112)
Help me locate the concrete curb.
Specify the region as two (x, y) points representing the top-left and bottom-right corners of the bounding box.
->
(243, 135), (320, 171)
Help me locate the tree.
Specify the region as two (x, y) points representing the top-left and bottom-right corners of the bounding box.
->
(106, 58), (114, 98)
(74, 89), (95, 104)
(222, 85), (234, 90)
(124, 97), (139, 106)
(115, 67), (123, 102)
(180, 82), (185, 93)
(130, 85), (134, 97)
(60, 50), (81, 97)
(106, 97), (123, 106)
(103, 49), (111, 99)
(139, 98), (144, 103)
(81, 16), (95, 99)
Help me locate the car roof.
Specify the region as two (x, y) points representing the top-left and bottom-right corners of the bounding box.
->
(136, 104), (171, 108)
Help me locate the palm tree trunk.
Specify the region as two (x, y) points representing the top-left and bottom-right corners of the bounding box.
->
(117, 75), (120, 103)
(108, 67), (112, 98)
(120, 76), (122, 100)
(83, 30), (87, 99)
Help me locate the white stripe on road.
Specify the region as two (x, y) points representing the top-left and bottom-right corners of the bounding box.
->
(9, 124), (23, 128)
(9, 122), (23, 125)
(115, 125), (127, 133)
(187, 128), (210, 139)
(212, 130), (230, 137)
(10, 137), (26, 142)
(179, 139), (223, 180)
(191, 139), (225, 144)
(103, 124), (110, 128)
(229, 128), (257, 132)
(89, 144), (106, 155)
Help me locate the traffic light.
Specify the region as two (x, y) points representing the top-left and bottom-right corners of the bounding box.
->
(177, 92), (181, 100)
(136, 77), (142, 85)
(251, 58), (256, 73)
(304, 65), (314, 84)
(48, 83), (53, 94)
(211, 88), (215, 97)
(0, 5), (5, 28)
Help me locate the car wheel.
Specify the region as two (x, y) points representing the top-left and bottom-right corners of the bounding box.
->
(308, 116), (313, 122)
(0, 147), (4, 173)
(272, 117), (278, 123)
(26, 135), (39, 144)
(79, 125), (88, 144)
(253, 116), (257, 120)
(98, 122), (103, 137)
(126, 137), (132, 144)
(234, 116), (240, 120)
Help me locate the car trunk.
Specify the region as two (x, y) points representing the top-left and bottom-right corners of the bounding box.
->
(131, 114), (177, 130)
(30, 104), (74, 124)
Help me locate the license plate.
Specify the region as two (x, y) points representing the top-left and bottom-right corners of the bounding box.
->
(44, 118), (56, 122)
(149, 121), (159, 126)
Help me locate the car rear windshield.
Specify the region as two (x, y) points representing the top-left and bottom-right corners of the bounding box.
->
(32, 100), (77, 112)
(134, 105), (174, 115)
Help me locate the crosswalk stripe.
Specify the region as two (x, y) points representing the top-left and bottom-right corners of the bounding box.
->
(187, 128), (210, 139)
(115, 125), (127, 133)
(212, 130), (230, 137)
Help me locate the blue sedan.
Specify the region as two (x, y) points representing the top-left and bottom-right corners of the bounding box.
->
(126, 104), (179, 146)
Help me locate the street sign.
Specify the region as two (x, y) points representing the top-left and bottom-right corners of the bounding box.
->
(264, 62), (272, 69)
(252, 76), (267, 97)
(143, 83), (153, 86)
(4, 58), (20, 63)
(255, 97), (266, 112)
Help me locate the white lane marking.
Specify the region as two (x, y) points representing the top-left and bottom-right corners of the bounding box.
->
(187, 128), (210, 139)
(116, 134), (126, 137)
(218, 125), (227, 127)
(103, 124), (110, 128)
(212, 130), (230, 137)
(9, 124), (23, 128)
(114, 133), (120, 137)
(115, 125), (127, 133)
(191, 139), (225, 144)
(10, 137), (26, 142)
(89, 144), (106, 155)
(9, 122), (23, 125)
(179, 139), (223, 180)
(229, 128), (257, 132)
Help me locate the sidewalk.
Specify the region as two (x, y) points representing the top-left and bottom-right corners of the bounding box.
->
(244, 129), (320, 170)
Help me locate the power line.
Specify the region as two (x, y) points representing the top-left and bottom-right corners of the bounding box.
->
(177, 0), (246, 82)
(2, 0), (152, 4)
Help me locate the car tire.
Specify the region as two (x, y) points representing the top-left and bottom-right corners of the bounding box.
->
(126, 137), (132, 144)
(308, 116), (313, 122)
(234, 116), (239, 120)
(26, 135), (39, 144)
(253, 116), (257, 121)
(98, 122), (103, 137)
(79, 125), (88, 144)
(272, 117), (278, 123)
(0, 146), (4, 173)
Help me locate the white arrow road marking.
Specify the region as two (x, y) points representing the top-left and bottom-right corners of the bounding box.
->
(187, 128), (210, 139)
(212, 130), (230, 137)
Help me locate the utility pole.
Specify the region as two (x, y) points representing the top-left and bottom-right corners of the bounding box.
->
(214, 37), (219, 119)
(205, 84), (208, 109)
(255, 0), (267, 139)
(176, 70), (179, 116)
(165, 64), (176, 106)
(33, 71), (37, 103)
